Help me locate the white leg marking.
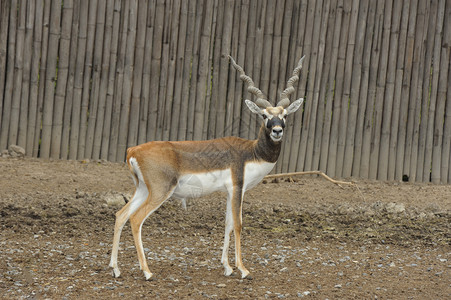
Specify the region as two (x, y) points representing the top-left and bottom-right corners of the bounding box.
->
(110, 157), (149, 278)
(134, 187), (176, 280)
(221, 193), (234, 276)
(181, 198), (187, 210)
(235, 189), (250, 279)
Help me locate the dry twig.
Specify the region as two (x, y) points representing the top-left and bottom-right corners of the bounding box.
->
(264, 171), (364, 200)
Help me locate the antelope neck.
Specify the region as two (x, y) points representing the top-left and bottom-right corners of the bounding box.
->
(253, 125), (282, 163)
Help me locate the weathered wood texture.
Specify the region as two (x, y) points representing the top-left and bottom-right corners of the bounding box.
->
(0, 0), (450, 183)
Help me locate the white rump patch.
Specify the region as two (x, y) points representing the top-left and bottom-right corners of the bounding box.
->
(128, 157), (149, 212)
(129, 157), (145, 183)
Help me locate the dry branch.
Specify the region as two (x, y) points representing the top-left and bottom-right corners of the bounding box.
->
(264, 171), (356, 188)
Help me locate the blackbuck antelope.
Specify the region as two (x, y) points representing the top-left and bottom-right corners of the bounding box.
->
(109, 55), (305, 280)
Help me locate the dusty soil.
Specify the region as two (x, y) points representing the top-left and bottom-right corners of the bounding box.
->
(0, 157), (449, 299)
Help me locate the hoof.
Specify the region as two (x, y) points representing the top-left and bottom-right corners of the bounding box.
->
(144, 271), (153, 280)
(243, 274), (253, 280)
(224, 265), (233, 276)
(111, 268), (121, 278)
(239, 268), (250, 279)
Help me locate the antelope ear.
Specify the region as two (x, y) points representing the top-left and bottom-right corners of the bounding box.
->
(286, 98), (304, 115)
(245, 99), (263, 115)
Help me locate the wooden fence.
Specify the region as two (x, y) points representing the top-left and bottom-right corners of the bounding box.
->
(0, 0), (450, 183)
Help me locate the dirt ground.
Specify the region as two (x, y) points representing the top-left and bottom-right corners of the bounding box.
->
(0, 157), (449, 299)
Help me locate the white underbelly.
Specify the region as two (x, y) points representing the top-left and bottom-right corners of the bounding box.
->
(171, 161), (276, 199)
(172, 169), (233, 199)
(243, 161), (276, 190)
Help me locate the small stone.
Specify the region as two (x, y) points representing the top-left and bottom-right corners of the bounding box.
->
(8, 145), (25, 157)
(217, 283), (226, 288)
(104, 193), (126, 207)
(385, 202), (405, 214)
(334, 284), (342, 289)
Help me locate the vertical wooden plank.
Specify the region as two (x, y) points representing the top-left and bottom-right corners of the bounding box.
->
(8, 0), (26, 148)
(127, 0), (148, 148)
(26, 0), (44, 156)
(410, 1), (437, 181)
(102, 0), (123, 158)
(69, 0), (89, 159)
(77, 0), (98, 159)
(61, 0), (80, 159)
(202, 0), (218, 140)
(258, 0), (275, 103)
(108, 0), (129, 161)
(116, 0), (138, 161)
(387, 0), (410, 180)
(40, 0), (62, 158)
(146, 0), (164, 142)
(420, 0), (443, 183)
(33, 0), (51, 157)
(162, 0), (181, 141)
(232, 0), (249, 139)
(169, 0), (187, 141)
(137, 0), (155, 145)
(310, 0), (332, 173)
(352, 0), (377, 177)
(214, 0), (234, 138)
(316, 0), (337, 172)
(344, 0), (369, 177)
(281, 0), (302, 172)
(247, 0), (267, 140)
(177, 0), (196, 141)
(186, 0), (202, 140)
(206, 0), (222, 140)
(368, 0), (392, 180)
(294, 0), (316, 172)
(225, 0), (240, 138)
(286, 0), (307, 172)
(271, 0), (289, 174)
(84, 0), (107, 159)
(403, 0), (426, 180)
(440, 0), (451, 183)
(378, 0), (402, 181)
(155, 1), (172, 141)
(276, 0), (295, 173)
(51, 0), (74, 159)
(446, 73), (451, 183)
(0, 0), (10, 136)
(268, 0), (285, 103)
(194, 0), (214, 140)
(428, 0), (446, 183)
(92, 0), (115, 159)
(326, 0), (351, 177)
(18, 0), (35, 150)
(335, 0), (359, 178)
(319, 0), (341, 173)
(360, 0), (385, 178)
(304, 0), (329, 173)
(395, 0), (418, 180)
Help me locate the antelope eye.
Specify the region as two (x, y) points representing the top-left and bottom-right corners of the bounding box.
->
(262, 114), (267, 119)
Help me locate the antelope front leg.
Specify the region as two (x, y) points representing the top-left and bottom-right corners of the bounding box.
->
(221, 196), (234, 276)
(231, 188), (250, 279)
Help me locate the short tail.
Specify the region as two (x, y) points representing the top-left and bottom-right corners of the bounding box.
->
(126, 153), (140, 187)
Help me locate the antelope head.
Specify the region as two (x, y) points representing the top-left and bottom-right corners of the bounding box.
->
(229, 56), (305, 143)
